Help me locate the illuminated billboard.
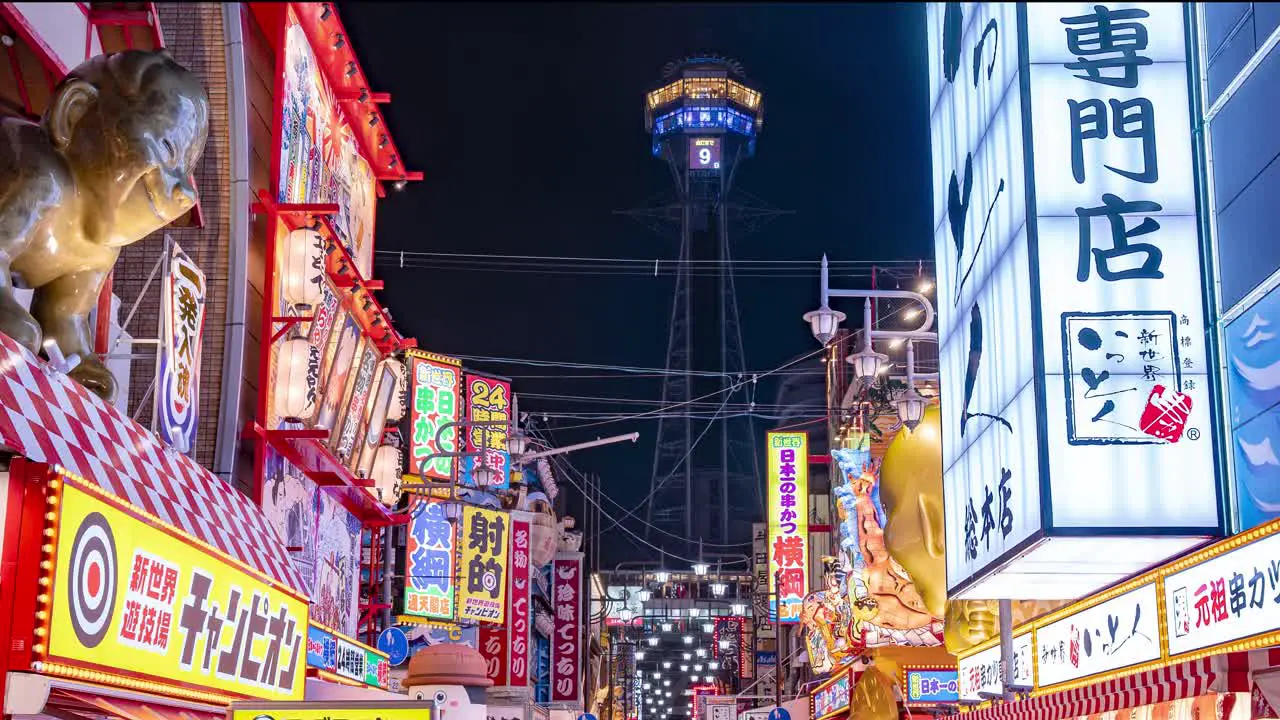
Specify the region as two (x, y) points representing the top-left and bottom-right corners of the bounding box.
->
(927, 2), (1221, 599)
(766, 431), (808, 623)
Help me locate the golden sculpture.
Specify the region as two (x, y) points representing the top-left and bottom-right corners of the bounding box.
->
(0, 50), (208, 401)
(877, 405), (1071, 654)
(878, 405), (947, 618)
(849, 666), (897, 720)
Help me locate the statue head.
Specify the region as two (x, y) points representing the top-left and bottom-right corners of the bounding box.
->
(878, 404), (946, 617)
(44, 50), (208, 245)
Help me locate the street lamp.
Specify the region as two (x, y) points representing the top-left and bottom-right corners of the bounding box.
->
(639, 590), (651, 602)
(635, 651), (645, 660)
(729, 602), (745, 616)
(648, 637), (659, 647)
(695, 648), (706, 658)
(663, 662), (672, 669)
(710, 582), (727, 597)
(702, 622), (714, 633)
(692, 563), (709, 576)
(803, 304), (846, 347)
(654, 571), (671, 583)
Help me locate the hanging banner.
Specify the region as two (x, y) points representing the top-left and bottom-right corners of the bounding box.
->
(459, 506), (509, 624)
(509, 517), (533, 687)
(766, 431), (809, 623)
(551, 554), (583, 704)
(480, 623), (509, 686)
(405, 349), (461, 481)
(739, 617), (754, 679)
(47, 480), (306, 700)
(460, 373), (512, 490)
(404, 497), (457, 620)
(714, 617), (744, 679)
(156, 241), (206, 454)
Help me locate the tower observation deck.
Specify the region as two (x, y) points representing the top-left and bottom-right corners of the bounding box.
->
(621, 57), (783, 562)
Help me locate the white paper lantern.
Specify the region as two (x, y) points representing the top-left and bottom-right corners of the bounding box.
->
(281, 227), (326, 308)
(371, 444), (403, 507)
(384, 357), (408, 423)
(273, 336), (319, 422)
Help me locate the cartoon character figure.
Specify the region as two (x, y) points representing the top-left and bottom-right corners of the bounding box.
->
(403, 644), (492, 720)
(0, 50), (208, 400)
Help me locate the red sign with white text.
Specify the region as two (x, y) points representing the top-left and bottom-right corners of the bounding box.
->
(480, 624), (508, 686)
(551, 555), (583, 703)
(509, 518), (532, 687)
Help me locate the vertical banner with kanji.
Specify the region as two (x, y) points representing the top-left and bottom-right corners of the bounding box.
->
(714, 617), (746, 679)
(460, 373), (512, 489)
(480, 623), (509, 686)
(551, 554), (583, 704)
(766, 431), (808, 623)
(752, 523), (775, 639)
(509, 517), (533, 687)
(156, 241), (206, 454)
(459, 506), (509, 624)
(405, 350), (461, 481)
(403, 497), (457, 620)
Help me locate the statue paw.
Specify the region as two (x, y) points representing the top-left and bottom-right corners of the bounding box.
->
(0, 299), (42, 353)
(69, 355), (117, 404)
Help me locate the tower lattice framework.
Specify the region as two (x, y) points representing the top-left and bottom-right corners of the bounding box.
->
(618, 56), (787, 561)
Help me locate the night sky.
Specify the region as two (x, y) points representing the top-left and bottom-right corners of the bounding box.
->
(340, 2), (934, 565)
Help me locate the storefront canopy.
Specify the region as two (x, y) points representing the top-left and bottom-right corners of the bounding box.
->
(962, 658), (1228, 720)
(0, 333), (308, 595)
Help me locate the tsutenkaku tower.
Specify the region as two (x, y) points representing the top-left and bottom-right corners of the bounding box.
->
(620, 56), (783, 560)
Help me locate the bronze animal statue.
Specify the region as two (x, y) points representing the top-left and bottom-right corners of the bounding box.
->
(0, 49), (208, 401)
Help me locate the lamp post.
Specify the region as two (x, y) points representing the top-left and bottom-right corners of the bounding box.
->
(804, 255), (938, 429)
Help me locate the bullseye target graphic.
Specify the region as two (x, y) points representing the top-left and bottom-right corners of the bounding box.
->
(66, 511), (118, 648)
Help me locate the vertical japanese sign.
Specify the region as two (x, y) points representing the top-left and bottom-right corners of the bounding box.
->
(157, 242), (206, 454)
(406, 350), (462, 481)
(751, 523), (775, 639)
(713, 617), (745, 679)
(48, 480), (307, 700)
(461, 374), (512, 490)
(766, 431), (808, 623)
(509, 517), (533, 687)
(459, 506), (509, 624)
(1026, 4), (1217, 515)
(929, 2), (1220, 598)
(550, 554), (583, 704)
(480, 623), (509, 686)
(403, 497), (456, 620)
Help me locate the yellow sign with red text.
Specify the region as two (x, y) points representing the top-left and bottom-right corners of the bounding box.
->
(48, 481), (308, 700)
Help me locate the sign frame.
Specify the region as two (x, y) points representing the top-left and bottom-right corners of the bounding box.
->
(766, 431), (809, 623)
(901, 665), (960, 708)
(809, 666), (852, 720)
(42, 476), (309, 702)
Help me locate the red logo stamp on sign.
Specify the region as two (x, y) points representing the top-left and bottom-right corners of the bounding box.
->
(1139, 384), (1192, 442)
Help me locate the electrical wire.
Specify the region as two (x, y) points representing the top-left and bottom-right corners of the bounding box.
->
(377, 249), (935, 266)
(547, 447), (751, 562)
(528, 420), (757, 549)
(533, 344), (829, 432)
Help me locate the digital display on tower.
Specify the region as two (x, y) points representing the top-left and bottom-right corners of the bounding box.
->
(689, 137), (721, 171)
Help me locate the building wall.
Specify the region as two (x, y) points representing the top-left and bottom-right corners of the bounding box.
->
(112, 3), (231, 471)
(1202, 4), (1280, 532)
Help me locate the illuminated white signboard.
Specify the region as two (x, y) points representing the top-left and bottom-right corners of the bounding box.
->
(1034, 583), (1160, 687)
(1164, 531), (1280, 657)
(928, 2), (1222, 600)
(957, 632), (1032, 702)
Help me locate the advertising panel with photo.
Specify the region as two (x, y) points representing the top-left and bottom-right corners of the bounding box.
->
(279, 5), (377, 276)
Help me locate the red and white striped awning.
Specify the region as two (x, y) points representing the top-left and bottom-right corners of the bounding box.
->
(960, 658), (1234, 720)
